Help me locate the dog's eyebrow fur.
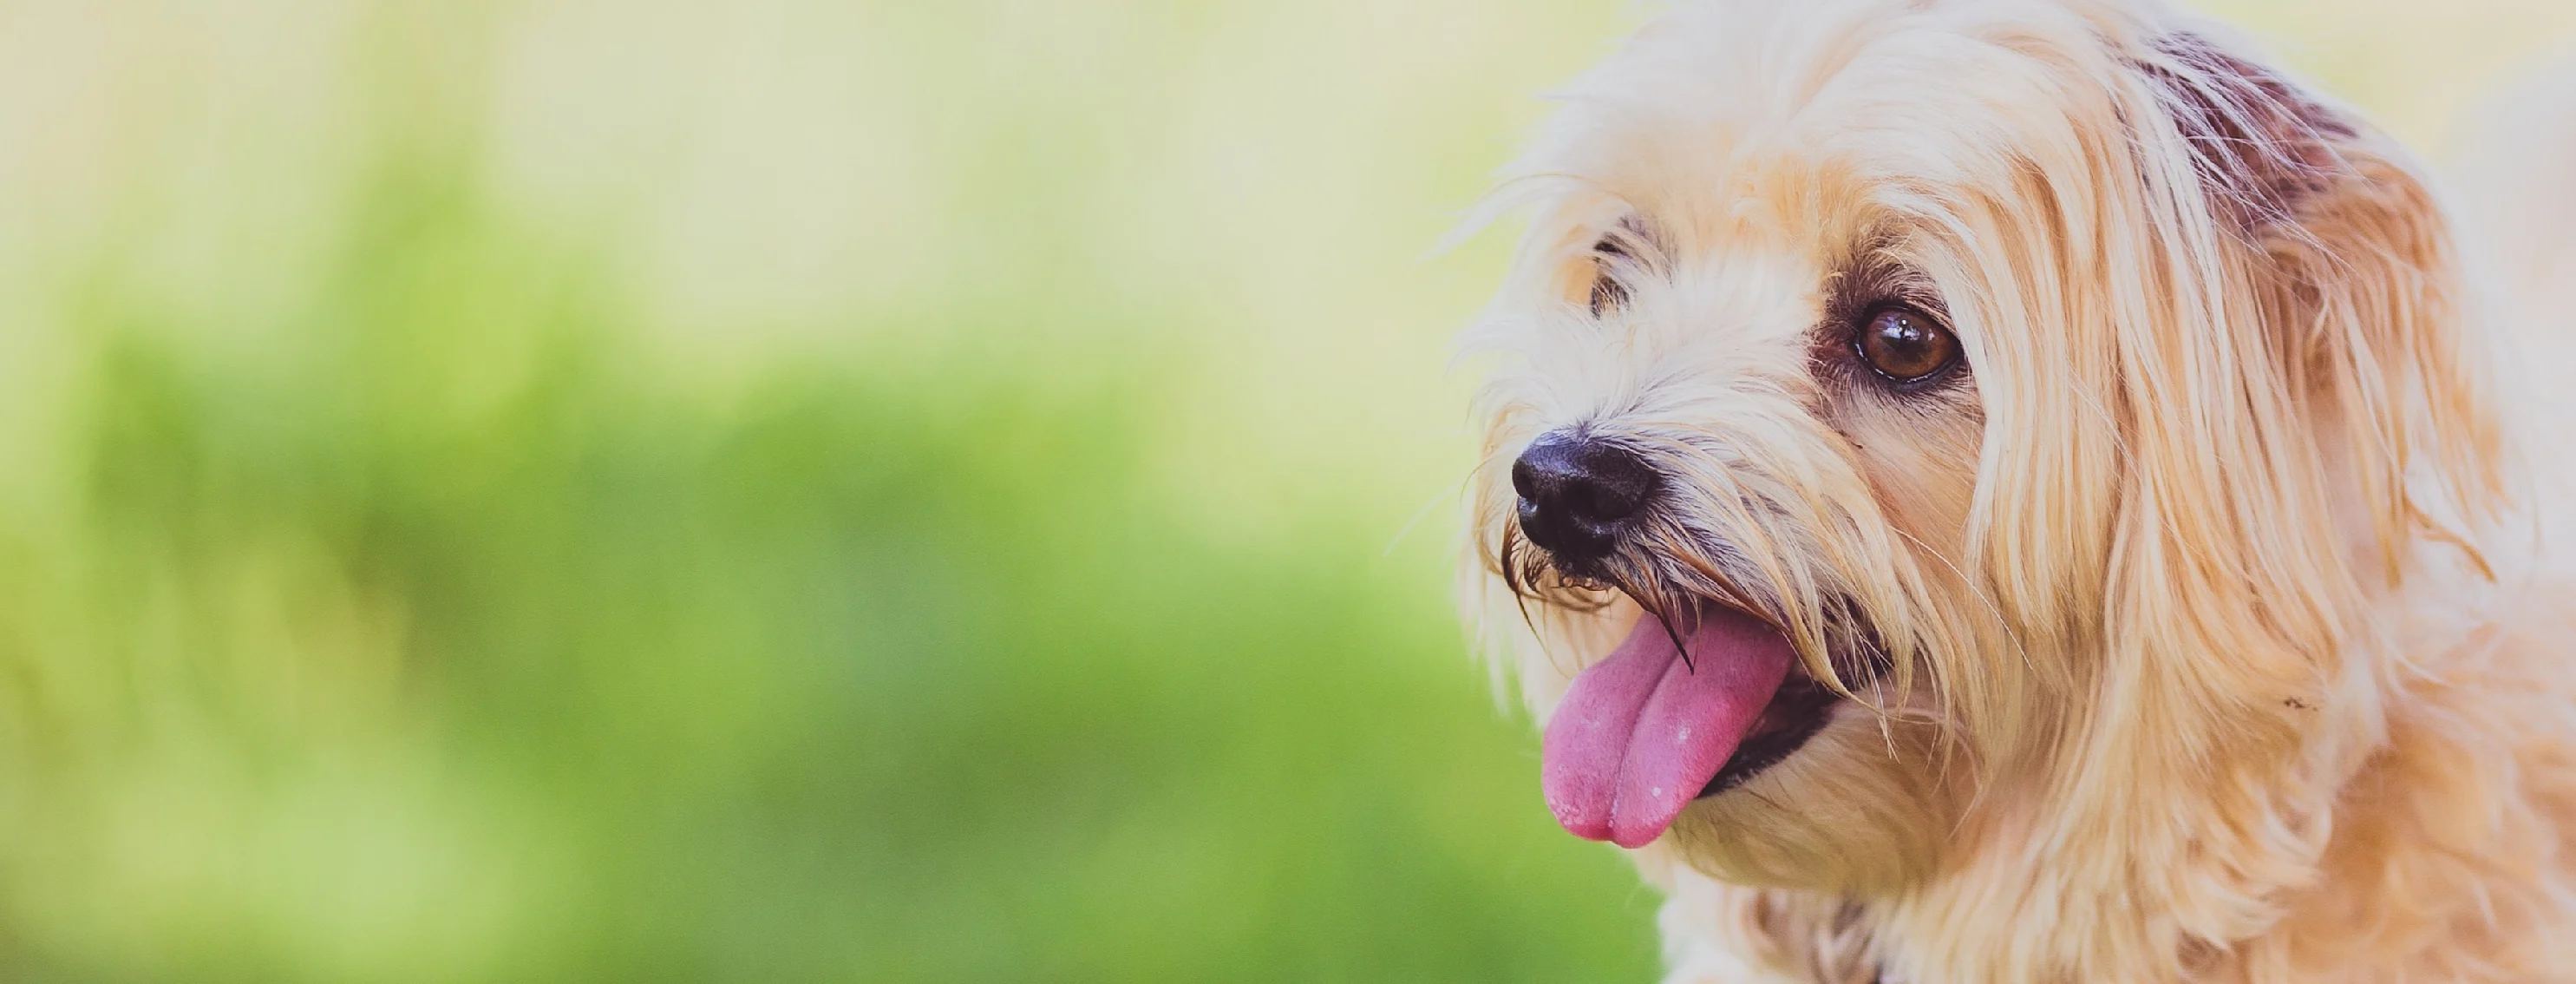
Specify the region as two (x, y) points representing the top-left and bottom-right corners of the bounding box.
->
(2137, 31), (2356, 230)
(1590, 213), (1665, 264)
(1821, 253), (1946, 327)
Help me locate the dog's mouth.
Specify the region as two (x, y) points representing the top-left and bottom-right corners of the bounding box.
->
(1540, 600), (1858, 848)
(1698, 657), (1841, 797)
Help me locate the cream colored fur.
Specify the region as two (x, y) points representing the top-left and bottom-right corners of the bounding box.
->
(1456, 1), (2576, 981)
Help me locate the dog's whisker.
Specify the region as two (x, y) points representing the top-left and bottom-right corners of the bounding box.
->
(1651, 600), (1695, 673)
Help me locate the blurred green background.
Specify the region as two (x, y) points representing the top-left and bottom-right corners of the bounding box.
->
(0, 2), (2566, 981)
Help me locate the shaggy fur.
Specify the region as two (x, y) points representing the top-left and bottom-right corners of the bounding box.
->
(1455, 1), (2576, 981)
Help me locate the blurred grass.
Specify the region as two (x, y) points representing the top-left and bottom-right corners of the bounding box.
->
(0, 0), (2567, 981)
(9, 143), (1661, 982)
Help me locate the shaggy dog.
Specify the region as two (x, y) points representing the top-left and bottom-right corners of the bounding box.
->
(1456, 1), (2576, 980)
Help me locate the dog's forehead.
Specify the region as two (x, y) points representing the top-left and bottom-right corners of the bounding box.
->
(1528, 0), (2125, 241)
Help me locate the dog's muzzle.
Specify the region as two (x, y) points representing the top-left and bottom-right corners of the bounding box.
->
(1509, 428), (1857, 846)
(1511, 430), (1661, 567)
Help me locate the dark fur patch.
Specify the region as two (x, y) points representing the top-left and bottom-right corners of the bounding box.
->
(2139, 32), (2356, 228)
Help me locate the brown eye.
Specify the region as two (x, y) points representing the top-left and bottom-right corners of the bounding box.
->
(1855, 305), (1958, 383)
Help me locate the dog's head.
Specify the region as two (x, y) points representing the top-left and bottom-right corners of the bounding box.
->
(1461, 0), (2507, 901)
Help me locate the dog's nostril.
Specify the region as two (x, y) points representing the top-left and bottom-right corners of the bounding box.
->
(1511, 430), (1661, 562)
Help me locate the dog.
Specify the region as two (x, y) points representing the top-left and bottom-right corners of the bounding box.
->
(1455, 1), (2576, 980)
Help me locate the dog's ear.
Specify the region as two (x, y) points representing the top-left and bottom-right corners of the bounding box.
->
(1988, 36), (2522, 939)
(2073, 31), (2508, 705)
(2138, 32), (2507, 581)
(2059, 32), (2514, 743)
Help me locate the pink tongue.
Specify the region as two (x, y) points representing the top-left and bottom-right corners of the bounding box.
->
(1541, 606), (1795, 848)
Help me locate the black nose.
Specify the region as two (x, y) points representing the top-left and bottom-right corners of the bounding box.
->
(1511, 430), (1660, 565)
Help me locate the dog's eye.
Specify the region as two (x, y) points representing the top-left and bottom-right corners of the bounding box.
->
(1588, 237), (1631, 317)
(1854, 305), (1958, 383)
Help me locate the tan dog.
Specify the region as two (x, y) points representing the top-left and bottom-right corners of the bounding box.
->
(1457, 1), (2576, 980)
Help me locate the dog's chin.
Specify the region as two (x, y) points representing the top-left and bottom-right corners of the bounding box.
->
(1659, 698), (1954, 896)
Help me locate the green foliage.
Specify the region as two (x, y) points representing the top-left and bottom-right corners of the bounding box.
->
(0, 49), (1653, 981)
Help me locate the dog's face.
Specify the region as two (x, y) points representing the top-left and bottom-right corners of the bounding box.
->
(1461, 0), (2502, 899)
